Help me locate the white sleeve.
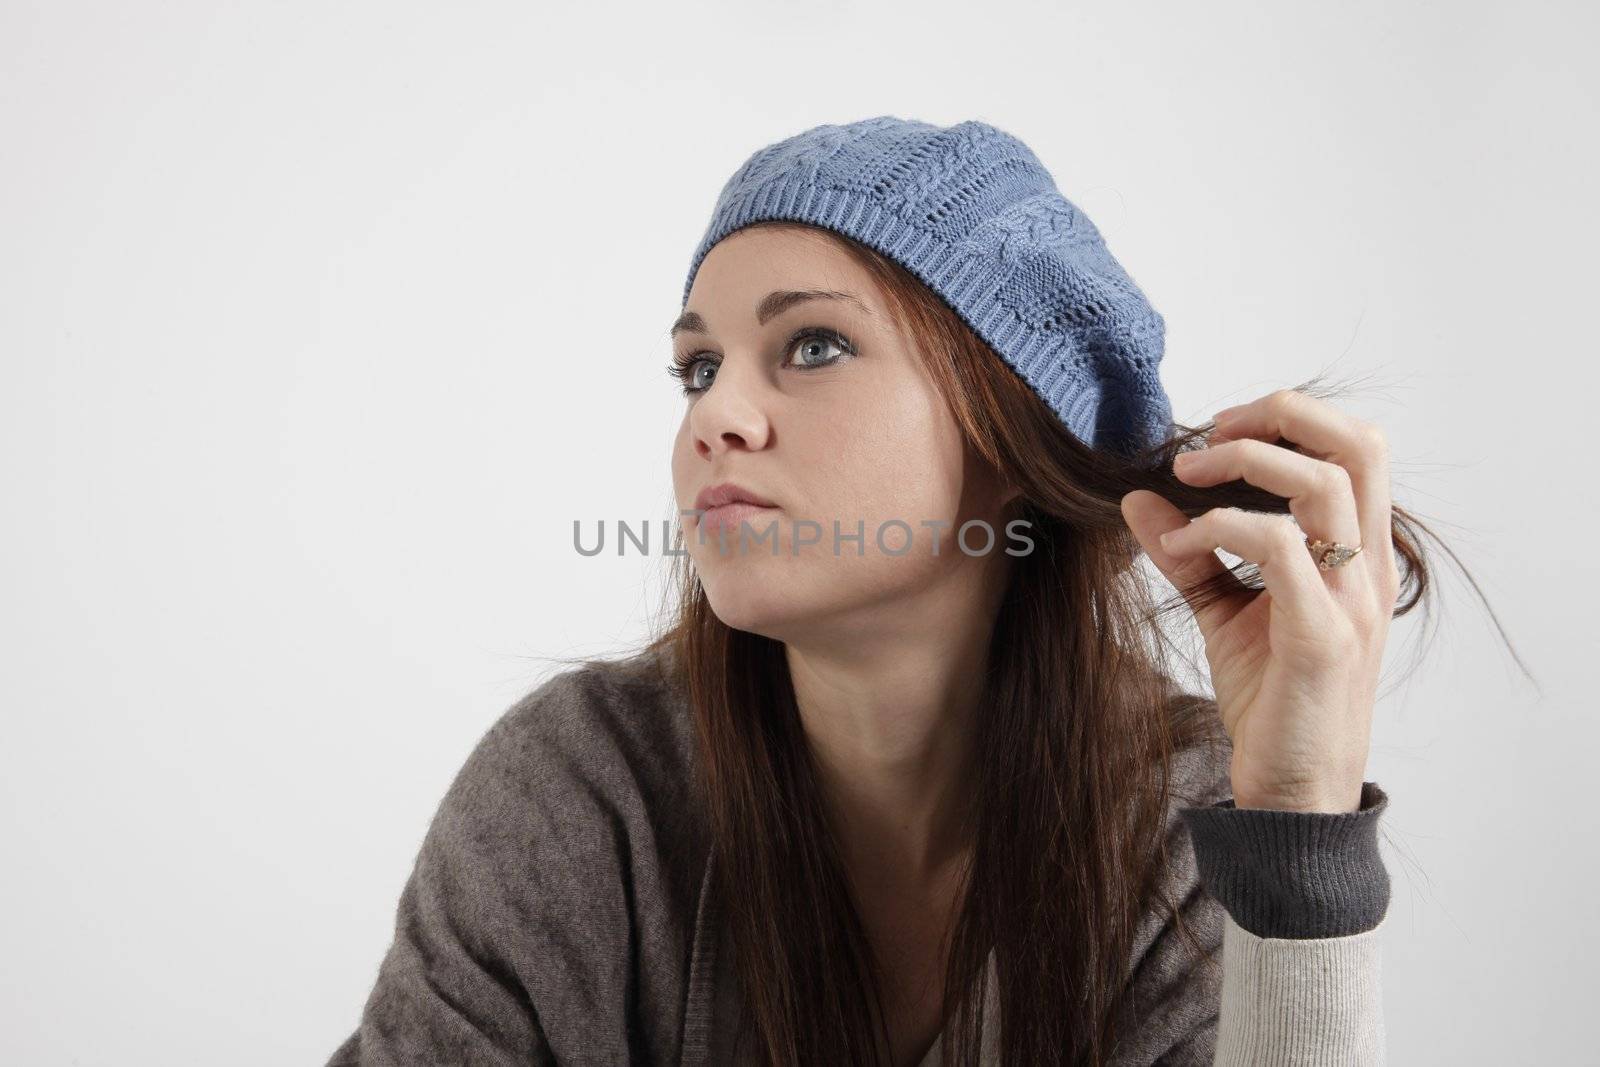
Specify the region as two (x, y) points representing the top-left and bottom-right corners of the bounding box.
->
(1213, 912), (1386, 1065)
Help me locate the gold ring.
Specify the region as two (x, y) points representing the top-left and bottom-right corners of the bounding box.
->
(1305, 537), (1362, 570)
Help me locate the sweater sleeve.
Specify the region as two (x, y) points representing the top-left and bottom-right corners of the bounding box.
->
(323, 708), (560, 1067)
(1109, 768), (1390, 1066)
(323, 663), (669, 1067)
(1181, 783), (1389, 1065)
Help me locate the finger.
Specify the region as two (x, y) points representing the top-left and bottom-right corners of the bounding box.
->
(1121, 489), (1250, 637)
(1210, 390), (1395, 576)
(1159, 506), (1337, 635)
(1174, 436), (1362, 554)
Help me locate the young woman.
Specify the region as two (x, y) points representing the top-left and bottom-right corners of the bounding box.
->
(329, 116), (1438, 1066)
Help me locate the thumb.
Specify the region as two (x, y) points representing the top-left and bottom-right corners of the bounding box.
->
(1119, 489), (1235, 631)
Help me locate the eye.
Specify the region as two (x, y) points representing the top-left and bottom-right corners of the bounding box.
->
(783, 327), (856, 371)
(665, 327), (858, 397)
(666, 351), (718, 395)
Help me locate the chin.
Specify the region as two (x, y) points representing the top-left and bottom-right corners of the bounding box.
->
(697, 560), (789, 635)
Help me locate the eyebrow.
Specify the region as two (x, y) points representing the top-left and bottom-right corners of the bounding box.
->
(669, 289), (872, 339)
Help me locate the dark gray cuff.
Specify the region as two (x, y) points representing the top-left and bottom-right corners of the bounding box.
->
(1179, 781), (1390, 939)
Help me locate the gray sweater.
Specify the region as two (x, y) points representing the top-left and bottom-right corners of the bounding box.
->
(326, 646), (1390, 1065)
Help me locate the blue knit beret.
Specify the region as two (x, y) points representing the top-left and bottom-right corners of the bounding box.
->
(682, 115), (1174, 462)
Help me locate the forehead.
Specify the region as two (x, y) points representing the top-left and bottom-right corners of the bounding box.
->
(689, 224), (873, 304)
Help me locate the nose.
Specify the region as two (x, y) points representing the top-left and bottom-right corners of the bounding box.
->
(689, 361), (772, 459)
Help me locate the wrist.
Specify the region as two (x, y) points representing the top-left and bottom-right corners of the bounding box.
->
(1231, 780), (1364, 814)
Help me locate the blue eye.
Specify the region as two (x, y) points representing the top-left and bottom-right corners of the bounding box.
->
(784, 329), (853, 370)
(665, 327), (858, 397)
(666, 352), (718, 394)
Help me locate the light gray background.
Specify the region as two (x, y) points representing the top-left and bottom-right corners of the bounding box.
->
(3, 2), (1593, 1063)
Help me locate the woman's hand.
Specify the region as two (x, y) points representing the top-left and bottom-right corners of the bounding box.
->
(1120, 389), (1402, 813)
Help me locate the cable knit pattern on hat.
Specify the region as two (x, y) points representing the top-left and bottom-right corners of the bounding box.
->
(682, 115), (1174, 461)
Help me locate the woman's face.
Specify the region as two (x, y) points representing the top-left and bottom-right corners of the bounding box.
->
(669, 225), (1017, 643)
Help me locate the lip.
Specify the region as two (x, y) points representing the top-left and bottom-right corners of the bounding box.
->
(692, 482), (780, 538)
(698, 500), (780, 538)
(694, 482), (778, 514)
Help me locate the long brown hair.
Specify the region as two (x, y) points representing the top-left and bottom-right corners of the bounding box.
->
(613, 220), (1526, 1065)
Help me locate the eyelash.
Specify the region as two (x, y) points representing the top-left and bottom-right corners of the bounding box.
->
(665, 326), (857, 396)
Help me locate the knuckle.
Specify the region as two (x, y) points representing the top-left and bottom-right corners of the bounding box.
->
(1359, 421), (1390, 458)
(1234, 437), (1268, 461)
(1318, 460), (1354, 494)
(1355, 558), (1402, 619)
(1217, 438), (1251, 469)
(1383, 562), (1403, 603)
(1267, 388), (1298, 415)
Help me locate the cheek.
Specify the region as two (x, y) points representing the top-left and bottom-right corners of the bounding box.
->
(823, 387), (965, 526)
(833, 446), (960, 528)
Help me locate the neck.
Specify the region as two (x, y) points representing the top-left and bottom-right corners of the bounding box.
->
(784, 563), (1003, 882)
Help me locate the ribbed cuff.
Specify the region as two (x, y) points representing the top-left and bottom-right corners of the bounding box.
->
(1179, 781), (1391, 939)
